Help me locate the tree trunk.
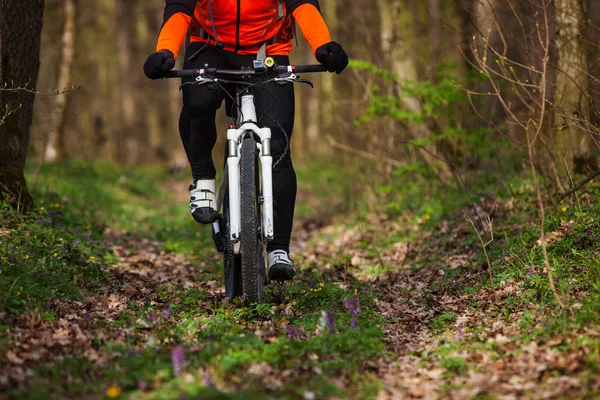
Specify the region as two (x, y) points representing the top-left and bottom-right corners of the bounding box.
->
(379, 0), (453, 183)
(427, 0), (441, 79)
(554, 0), (598, 175)
(44, 0), (76, 162)
(0, 0), (45, 212)
(116, 0), (136, 165)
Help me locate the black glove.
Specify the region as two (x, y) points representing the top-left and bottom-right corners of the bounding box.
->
(143, 50), (176, 79)
(315, 41), (348, 74)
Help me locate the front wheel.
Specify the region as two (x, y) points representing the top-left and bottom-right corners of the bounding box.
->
(240, 135), (264, 303)
(222, 192), (242, 301)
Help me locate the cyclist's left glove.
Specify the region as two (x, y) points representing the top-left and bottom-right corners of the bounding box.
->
(315, 42), (349, 74)
(143, 50), (176, 80)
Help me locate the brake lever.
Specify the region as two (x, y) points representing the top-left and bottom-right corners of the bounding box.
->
(274, 73), (314, 88)
(295, 79), (314, 88)
(178, 74), (216, 90)
(195, 74), (216, 84)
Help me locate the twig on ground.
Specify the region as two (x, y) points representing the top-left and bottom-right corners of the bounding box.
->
(559, 168), (600, 200)
(464, 212), (497, 301)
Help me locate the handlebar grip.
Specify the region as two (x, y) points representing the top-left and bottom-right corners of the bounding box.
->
(294, 65), (328, 73)
(166, 70), (200, 78)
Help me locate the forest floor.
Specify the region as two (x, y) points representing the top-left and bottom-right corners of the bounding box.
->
(1, 161), (600, 399)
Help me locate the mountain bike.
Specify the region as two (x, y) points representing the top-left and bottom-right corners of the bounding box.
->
(167, 59), (326, 304)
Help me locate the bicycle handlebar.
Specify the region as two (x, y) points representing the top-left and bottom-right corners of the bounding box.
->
(294, 65), (329, 73)
(166, 64), (328, 78)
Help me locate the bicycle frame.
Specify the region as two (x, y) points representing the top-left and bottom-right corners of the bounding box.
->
(213, 92), (274, 254)
(166, 62), (326, 293)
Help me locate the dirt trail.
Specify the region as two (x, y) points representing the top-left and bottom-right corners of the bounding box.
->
(290, 210), (592, 399)
(1, 182), (596, 398)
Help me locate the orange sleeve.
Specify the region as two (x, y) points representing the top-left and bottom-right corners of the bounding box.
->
(156, 12), (192, 59)
(292, 4), (332, 55)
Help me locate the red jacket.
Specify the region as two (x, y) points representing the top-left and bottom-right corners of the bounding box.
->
(157, 0), (331, 58)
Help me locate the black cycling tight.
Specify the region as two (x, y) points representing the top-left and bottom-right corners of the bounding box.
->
(178, 43), (297, 254)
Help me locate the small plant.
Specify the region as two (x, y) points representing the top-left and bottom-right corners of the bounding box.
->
(344, 295), (361, 330)
(429, 311), (457, 333)
(440, 356), (468, 375)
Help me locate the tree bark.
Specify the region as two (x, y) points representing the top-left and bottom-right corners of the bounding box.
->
(44, 0), (76, 162)
(554, 0), (598, 175)
(427, 0), (441, 78)
(0, 0), (45, 212)
(379, 0), (453, 183)
(115, 0), (136, 165)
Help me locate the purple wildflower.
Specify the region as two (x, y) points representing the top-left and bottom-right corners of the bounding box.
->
(82, 312), (90, 321)
(203, 371), (215, 388)
(171, 345), (186, 375)
(8, 197), (15, 204)
(148, 313), (157, 325)
(128, 348), (137, 357)
(344, 295), (361, 330)
(162, 306), (171, 320)
(287, 326), (298, 339)
(586, 229), (592, 237)
(326, 311), (335, 334)
(454, 326), (464, 342)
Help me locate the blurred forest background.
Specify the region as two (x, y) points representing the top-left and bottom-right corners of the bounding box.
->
(4, 1), (600, 397)
(22, 0), (600, 209)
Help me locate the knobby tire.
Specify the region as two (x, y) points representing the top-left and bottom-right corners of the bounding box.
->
(240, 136), (263, 303)
(223, 190), (242, 300)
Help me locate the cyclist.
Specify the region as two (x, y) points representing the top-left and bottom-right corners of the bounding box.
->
(143, 0), (348, 281)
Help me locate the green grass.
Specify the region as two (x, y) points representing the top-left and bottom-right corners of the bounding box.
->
(4, 157), (600, 398)
(2, 160), (386, 399)
(6, 280), (383, 399)
(26, 161), (215, 255)
(0, 197), (108, 314)
(0, 161), (214, 314)
(429, 311), (457, 334)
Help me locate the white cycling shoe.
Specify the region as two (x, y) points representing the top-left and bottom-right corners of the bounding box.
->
(189, 179), (218, 224)
(268, 250), (296, 281)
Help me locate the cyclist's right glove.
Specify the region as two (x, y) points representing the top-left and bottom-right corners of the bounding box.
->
(315, 41), (349, 74)
(143, 50), (176, 79)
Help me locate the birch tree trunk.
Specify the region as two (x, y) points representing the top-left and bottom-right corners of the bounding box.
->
(44, 0), (76, 162)
(0, 0), (45, 211)
(554, 0), (598, 175)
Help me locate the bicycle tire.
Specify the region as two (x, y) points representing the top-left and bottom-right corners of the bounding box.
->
(222, 191), (243, 300)
(240, 135), (263, 303)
